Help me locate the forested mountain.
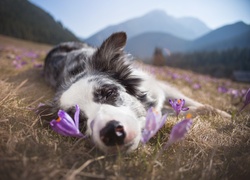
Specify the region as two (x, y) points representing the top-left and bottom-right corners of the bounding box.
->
(0, 0), (79, 44)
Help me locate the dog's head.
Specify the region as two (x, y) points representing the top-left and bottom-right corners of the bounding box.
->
(43, 32), (152, 153)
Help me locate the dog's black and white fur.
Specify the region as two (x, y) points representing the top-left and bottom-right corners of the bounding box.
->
(40, 32), (227, 153)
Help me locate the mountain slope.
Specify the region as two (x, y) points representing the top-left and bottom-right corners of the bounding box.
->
(126, 32), (189, 58)
(85, 10), (210, 46)
(0, 0), (79, 44)
(177, 17), (211, 37)
(126, 21), (250, 58)
(189, 21), (250, 51)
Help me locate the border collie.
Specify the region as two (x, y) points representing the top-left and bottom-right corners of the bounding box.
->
(39, 32), (227, 153)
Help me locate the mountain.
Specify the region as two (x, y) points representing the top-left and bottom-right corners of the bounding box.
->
(85, 10), (210, 46)
(188, 21), (250, 51)
(126, 32), (189, 58)
(126, 21), (250, 58)
(0, 0), (79, 44)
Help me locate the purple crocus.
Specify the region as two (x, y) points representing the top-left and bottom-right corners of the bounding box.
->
(50, 105), (85, 138)
(239, 88), (250, 112)
(192, 83), (201, 90)
(141, 107), (167, 144)
(218, 86), (228, 93)
(169, 99), (189, 116)
(163, 114), (192, 149)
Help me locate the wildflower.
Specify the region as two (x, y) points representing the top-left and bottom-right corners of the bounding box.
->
(12, 56), (27, 69)
(24, 51), (38, 58)
(239, 88), (250, 112)
(163, 113), (192, 150)
(33, 63), (43, 68)
(192, 83), (201, 90)
(218, 86), (228, 93)
(228, 88), (239, 98)
(169, 99), (189, 116)
(184, 76), (192, 83)
(50, 105), (85, 138)
(141, 107), (167, 144)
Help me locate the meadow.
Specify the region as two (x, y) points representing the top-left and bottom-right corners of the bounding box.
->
(0, 35), (249, 180)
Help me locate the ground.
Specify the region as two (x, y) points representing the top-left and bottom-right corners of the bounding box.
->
(0, 35), (249, 180)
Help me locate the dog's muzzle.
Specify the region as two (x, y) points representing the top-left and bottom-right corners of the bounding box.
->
(100, 120), (126, 146)
(89, 105), (141, 153)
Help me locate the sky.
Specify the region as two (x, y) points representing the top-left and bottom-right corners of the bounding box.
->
(29, 0), (250, 38)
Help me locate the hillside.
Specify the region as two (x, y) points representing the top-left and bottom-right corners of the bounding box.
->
(126, 32), (189, 58)
(189, 21), (250, 51)
(126, 21), (250, 58)
(0, 0), (79, 44)
(85, 10), (210, 46)
(0, 35), (249, 179)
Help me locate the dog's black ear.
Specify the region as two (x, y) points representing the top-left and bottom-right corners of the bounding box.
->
(98, 32), (127, 58)
(91, 32), (128, 73)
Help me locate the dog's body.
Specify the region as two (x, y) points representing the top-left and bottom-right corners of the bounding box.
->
(41, 32), (212, 153)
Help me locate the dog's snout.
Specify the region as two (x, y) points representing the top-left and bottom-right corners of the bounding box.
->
(100, 120), (126, 146)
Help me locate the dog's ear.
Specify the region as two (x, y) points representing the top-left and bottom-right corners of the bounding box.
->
(98, 32), (127, 59)
(91, 32), (128, 73)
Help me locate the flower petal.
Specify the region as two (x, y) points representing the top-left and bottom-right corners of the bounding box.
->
(141, 108), (168, 144)
(145, 107), (157, 130)
(158, 114), (168, 130)
(168, 119), (192, 145)
(50, 106), (84, 138)
(245, 88), (250, 104)
(50, 120), (72, 136)
(74, 105), (80, 129)
(169, 99), (174, 106)
(58, 110), (75, 127)
(239, 88), (250, 112)
(182, 107), (189, 111)
(50, 119), (84, 138)
(141, 130), (152, 144)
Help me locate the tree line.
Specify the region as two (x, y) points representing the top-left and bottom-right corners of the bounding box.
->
(152, 47), (250, 78)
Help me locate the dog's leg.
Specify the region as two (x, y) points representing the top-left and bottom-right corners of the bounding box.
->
(136, 70), (231, 118)
(157, 81), (231, 118)
(138, 71), (203, 112)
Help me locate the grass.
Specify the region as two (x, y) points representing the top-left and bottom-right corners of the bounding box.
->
(0, 35), (249, 180)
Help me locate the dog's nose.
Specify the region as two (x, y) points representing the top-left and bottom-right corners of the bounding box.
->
(100, 120), (126, 146)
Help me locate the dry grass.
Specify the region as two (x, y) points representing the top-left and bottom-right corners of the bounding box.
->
(0, 35), (249, 180)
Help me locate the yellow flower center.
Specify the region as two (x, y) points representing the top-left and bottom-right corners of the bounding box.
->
(177, 99), (181, 104)
(186, 113), (192, 119)
(56, 117), (61, 122)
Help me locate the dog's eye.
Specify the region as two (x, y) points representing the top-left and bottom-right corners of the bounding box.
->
(106, 89), (114, 98)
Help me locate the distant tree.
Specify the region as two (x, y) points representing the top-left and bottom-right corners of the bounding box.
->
(153, 47), (165, 66)
(165, 48), (250, 78)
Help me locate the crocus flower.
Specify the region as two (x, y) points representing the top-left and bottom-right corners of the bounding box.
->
(33, 63), (43, 68)
(228, 88), (239, 98)
(141, 107), (167, 144)
(50, 105), (84, 138)
(163, 113), (192, 149)
(218, 86), (228, 93)
(239, 88), (250, 112)
(169, 99), (189, 116)
(192, 83), (201, 90)
(12, 58), (27, 69)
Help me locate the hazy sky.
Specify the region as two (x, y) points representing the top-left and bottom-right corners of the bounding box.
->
(29, 0), (250, 38)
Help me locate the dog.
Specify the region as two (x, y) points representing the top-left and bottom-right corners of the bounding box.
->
(39, 32), (227, 153)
